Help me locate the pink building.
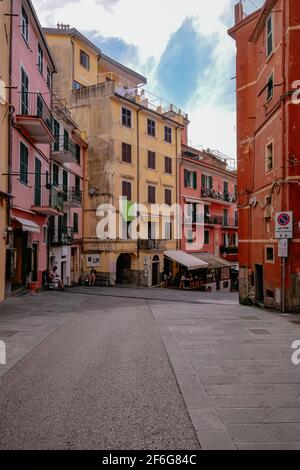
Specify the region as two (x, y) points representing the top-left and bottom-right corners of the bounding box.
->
(48, 95), (87, 286)
(8, 0), (56, 291)
(179, 144), (238, 291)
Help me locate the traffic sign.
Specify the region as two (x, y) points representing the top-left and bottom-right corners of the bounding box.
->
(278, 239), (288, 258)
(275, 212), (293, 239)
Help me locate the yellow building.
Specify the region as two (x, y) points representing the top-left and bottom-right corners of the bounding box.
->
(45, 25), (185, 286)
(0, 0), (11, 301)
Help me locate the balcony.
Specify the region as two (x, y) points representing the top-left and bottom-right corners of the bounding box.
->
(16, 92), (54, 144)
(220, 246), (238, 255)
(63, 187), (83, 207)
(53, 136), (79, 164)
(138, 239), (166, 251)
(31, 185), (64, 216)
(222, 217), (239, 228)
(204, 215), (224, 225)
(201, 188), (237, 205)
(49, 222), (75, 246)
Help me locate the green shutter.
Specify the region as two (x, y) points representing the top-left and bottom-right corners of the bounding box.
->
(201, 174), (206, 188)
(209, 176), (213, 189)
(193, 172), (197, 189)
(34, 158), (42, 206)
(20, 142), (28, 184)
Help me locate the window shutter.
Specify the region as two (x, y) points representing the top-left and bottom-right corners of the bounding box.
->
(193, 172), (197, 189)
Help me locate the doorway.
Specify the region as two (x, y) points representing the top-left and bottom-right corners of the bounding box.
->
(152, 255), (160, 287)
(117, 254), (132, 284)
(255, 264), (264, 303)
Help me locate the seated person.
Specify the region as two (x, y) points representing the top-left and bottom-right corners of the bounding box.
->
(49, 266), (64, 290)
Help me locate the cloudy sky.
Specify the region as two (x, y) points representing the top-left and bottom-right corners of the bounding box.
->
(34, 0), (238, 157)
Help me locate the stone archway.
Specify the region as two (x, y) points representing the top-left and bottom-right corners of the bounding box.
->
(116, 253), (136, 285)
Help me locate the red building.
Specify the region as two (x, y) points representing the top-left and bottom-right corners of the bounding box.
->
(229, 0), (300, 311)
(179, 143), (238, 291)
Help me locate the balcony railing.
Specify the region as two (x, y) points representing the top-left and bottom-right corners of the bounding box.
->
(63, 187), (83, 206)
(31, 185), (64, 216)
(53, 136), (79, 164)
(138, 239), (166, 251)
(17, 92), (54, 144)
(49, 222), (75, 245)
(220, 246), (238, 255)
(201, 188), (237, 204)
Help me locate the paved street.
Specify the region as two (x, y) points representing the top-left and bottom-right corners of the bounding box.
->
(0, 288), (300, 449)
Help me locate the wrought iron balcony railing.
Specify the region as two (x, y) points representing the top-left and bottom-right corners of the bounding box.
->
(31, 185), (64, 216)
(201, 188), (237, 203)
(49, 222), (75, 245)
(63, 187), (83, 206)
(53, 136), (79, 164)
(17, 92), (54, 143)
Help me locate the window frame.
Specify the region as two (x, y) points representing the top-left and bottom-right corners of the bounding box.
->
(265, 245), (275, 264)
(266, 13), (274, 58)
(38, 43), (43, 75)
(265, 140), (274, 173)
(165, 188), (172, 206)
(148, 185), (156, 204)
(266, 71), (274, 102)
(122, 107), (132, 128)
(165, 156), (172, 174)
(80, 49), (90, 70)
(122, 142), (132, 164)
(122, 180), (132, 201)
(147, 150), (156, 170)
(147, 118), (156, 137)
(164, 126), (172, 144)
(21, 5), (29, 44)
(73, 212), (79, 233)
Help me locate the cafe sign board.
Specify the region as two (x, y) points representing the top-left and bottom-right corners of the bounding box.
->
(275, 212), (293, 239)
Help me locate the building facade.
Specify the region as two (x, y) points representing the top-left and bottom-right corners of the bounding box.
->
(0, 0), (11, 301)
(229, 0), (300, 311)
(8, 0), (56, 292)
(45, 26), (185, 286)
(49, 95), (87, 286)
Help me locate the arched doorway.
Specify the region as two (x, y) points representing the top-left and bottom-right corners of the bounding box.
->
(117, 253), (133, 284)
(152, 255), (160, 287)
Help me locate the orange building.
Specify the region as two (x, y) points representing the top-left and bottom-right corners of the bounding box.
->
(229, 0), (300, 311)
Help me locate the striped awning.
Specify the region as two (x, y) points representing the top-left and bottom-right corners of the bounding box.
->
(12, 216), (40, 234)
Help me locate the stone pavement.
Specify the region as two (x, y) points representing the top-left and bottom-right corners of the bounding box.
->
(148, 299), (300, 449)
(1, 288), (300, 449)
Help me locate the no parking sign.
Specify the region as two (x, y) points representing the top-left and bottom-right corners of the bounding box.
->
(275, 212), (293, 239)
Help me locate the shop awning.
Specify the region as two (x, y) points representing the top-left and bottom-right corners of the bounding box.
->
(192, 253), (232, 270)
(12, 216), (40, 234)
(164, 251), (208, 271)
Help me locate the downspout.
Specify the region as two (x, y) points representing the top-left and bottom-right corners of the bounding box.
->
(281, 0), (287, 312)
(6, 0), (13, 296)
(136, 107), (141, 286)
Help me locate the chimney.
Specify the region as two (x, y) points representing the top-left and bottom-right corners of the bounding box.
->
(234, 1), (244, 24)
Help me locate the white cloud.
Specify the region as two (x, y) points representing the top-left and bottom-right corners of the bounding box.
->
(33, 0), (237, 156)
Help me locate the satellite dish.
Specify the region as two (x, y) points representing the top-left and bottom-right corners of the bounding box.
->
(0, 80), (7, 105)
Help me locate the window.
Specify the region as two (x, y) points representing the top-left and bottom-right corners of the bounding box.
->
(53, 163), (59, 187)
(266, 246), (274, 262)
(122, 107), (132, 128)
(21, 5), (29, 43)
(267, 73), (274, 101)
(38, 44), (43, 75)
(187, 230), (194, 244)
(80, 50), (90, 69)
(63, 170), (68, 200)
(223, 181), (229, 196)
(73, 213), (79, 233)
(148, 222), (157, 240)
(165, 188), (172, 206)
(64, 129), (69, 151)
(202, 174), (213, 190)
(53, 119), (60, 151)
(184, 169), (197, 189)
(164, 126), (172, 143)
(73, 81), (83, 90)
(122, 143), (132, 163)
(47, 66), (51, 90)
(164, 222), (172, 240)
(75, 175), (81, 195)
(266, 142), (274, 172)
(21, 68), (29, 115)
(223, 209), (228, 226)
(204, 230), (210, 245)
(20, 142), (28, 185)
(266, 14), (274, 57)
(75, 144), (81, 164)
(122, 181), (132, 200)
(147, 119), (156, 137)
(148, 185), (156, 204)
(148, 151), (156, 170)
(43, 226), (48, 244)
(165, 156), (172, 174)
